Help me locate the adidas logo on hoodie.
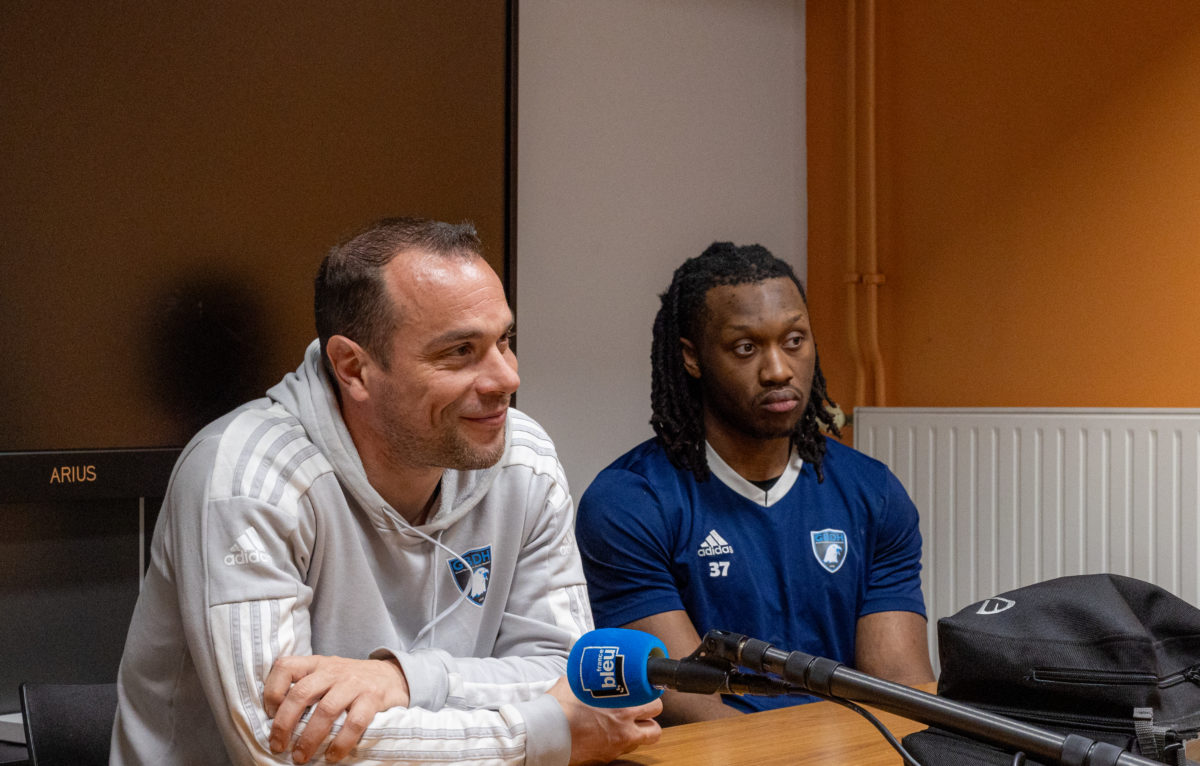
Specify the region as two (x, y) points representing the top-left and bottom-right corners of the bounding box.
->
(224, 526), (272, 566)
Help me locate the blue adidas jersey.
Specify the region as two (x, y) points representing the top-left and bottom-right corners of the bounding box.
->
(576, 437), (925, 712)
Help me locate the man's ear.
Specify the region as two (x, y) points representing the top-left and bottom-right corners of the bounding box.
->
(325, 335), (372, 402)
(680, 337), (701, 379)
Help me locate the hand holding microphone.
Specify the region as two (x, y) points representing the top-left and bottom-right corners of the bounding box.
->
(553, 627), (803, 764)
(547, 677), (661, 766)
(567, 628), (804, 707)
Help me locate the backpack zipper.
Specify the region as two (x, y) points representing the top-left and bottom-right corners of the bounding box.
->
(1031, 663), (1200, 689)
(1165, 663), (1200, 687)
(1011, 664), (1200, 736)
(1031, 668), (1158, 686)
(970, 702), (1140, 734)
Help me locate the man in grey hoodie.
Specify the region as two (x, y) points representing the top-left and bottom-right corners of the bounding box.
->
(112, 218), (662, 765)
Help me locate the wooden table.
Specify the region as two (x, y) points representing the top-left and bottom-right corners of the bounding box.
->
(612, 685), (1200, 766)
(613, 692), (932, 766)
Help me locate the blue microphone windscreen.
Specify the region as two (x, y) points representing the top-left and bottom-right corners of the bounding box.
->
(567, 628), (667, 708)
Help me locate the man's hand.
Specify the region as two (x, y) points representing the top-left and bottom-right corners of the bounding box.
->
(264, 654), (410, 764)
(547, 677), (662, 766)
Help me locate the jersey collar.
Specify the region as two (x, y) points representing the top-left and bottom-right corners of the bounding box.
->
(705, 441), (805, 508)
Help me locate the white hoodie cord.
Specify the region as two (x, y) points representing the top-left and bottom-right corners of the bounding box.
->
(412, 526), (472, 645)
(382, 509), (474, 646)
(412, 528), (466, 645)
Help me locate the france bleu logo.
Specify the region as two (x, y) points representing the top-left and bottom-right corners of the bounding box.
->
(578, 645), (629, 699)
(810, 529), (848, 573)
(448, 545), (492, 606)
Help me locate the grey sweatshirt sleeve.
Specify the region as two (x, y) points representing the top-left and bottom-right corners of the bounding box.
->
(157, 412), (571, 765)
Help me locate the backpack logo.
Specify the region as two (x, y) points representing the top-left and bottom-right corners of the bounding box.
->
(976, 596), (1015, 615)
(811, 529), (848, 573)
(448, 545), (492, 606)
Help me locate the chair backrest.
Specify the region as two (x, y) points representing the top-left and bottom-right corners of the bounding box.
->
(19, 682), (118, 766)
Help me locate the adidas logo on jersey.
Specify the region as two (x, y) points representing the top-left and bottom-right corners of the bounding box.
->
(697, 529), (733, 557)
(224, 526), (272, 566)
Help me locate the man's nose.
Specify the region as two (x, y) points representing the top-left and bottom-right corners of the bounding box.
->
(479, 346), (520, 396)
(759, 346), (793, 385)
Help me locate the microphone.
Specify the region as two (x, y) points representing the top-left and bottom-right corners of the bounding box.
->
(567, 628), (804, 708)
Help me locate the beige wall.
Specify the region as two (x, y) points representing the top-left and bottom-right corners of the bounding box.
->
(807, 0), (1200, 420)
(517, 0), (807, 494)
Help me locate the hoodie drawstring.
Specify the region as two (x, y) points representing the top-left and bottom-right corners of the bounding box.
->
(390, 515), (473, 646)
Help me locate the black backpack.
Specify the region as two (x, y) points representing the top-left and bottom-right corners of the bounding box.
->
(902, 574), (1200, 765)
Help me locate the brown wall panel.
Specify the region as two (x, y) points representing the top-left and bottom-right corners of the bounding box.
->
(0, 1), (509, 450)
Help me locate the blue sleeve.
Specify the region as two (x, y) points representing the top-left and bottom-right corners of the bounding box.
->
(575, 468), (687, 628)
(860, 469), (927, 618)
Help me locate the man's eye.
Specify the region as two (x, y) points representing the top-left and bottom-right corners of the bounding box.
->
(451, 344), (474, 357)
(734, 342), (755, 356)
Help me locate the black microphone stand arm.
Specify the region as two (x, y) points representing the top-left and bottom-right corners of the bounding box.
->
(698, 630), (1165, 766)
(659, 650), (809, 697)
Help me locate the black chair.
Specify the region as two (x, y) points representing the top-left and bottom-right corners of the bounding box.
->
(19, 682), (117, 766)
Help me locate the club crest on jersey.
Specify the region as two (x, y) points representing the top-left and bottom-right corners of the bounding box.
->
(811, 529), (848, 573)
(448, 545), (492, 606)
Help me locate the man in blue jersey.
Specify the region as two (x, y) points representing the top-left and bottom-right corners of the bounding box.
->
(575, 242), (934, 724)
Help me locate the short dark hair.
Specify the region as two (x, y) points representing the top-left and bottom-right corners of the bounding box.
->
(314, 217), (482, 376)
(650, 241), (840, 481)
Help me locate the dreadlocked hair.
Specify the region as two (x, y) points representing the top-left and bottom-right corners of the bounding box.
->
(650, 241), (841, 482)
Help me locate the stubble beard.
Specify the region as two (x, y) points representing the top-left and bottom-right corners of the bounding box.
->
(380, 419), (506, 472)
(443, 427), (507, 470)
(377, 385), (509, 471)
(714, 407), (801, 442)
(702, 380), (806, 443)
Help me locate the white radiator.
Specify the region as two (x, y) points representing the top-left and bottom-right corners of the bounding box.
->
(854, 407), (1200, 671)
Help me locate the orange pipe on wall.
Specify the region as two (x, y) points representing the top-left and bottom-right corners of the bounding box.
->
(844, 0), (867, 410)
(861, 0), (887, 407)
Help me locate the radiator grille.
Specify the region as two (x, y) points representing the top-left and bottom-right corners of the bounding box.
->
(854, 407), (1200, 671)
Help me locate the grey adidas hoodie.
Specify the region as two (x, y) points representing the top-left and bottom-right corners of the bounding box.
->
(112, 341), (592, 765)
